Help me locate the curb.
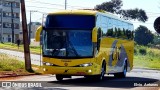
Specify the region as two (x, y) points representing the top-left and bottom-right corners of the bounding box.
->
(0, 73), (42, 78)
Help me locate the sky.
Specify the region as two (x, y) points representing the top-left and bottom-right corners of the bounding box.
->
(25, 0), (160, 33)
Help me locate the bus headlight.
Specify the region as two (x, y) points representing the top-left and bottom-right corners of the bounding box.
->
(79, 63), (93, 67)
(43, 62), (53, 66)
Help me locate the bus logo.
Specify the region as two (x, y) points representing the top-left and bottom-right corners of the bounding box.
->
(61, 60), (71, 62)
(64, 63), (68, 66)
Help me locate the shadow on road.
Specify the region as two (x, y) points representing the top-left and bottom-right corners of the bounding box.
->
(48, 76), (159, 88)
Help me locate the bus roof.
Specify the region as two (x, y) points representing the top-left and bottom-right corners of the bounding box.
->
(97, 12), (133, 25)
(48, 10), (98, 15)
(48, 10), (133, 25)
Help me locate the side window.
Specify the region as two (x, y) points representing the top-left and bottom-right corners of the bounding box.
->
(96, 15), (101, 27)
(120, 23), (134, 40)
(97, 28), (102, 51)
(101, 16), (108, 36)
(106, 18), (113, 37)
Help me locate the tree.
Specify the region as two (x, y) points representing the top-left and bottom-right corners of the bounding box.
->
(95, 0), (148, 22)
(134, 25), (154, 45)
(114, 27), (118, 37)
(95, 0), (122, 14)
(117, 28), (122, 37)
(153, 33), (160, 45)
(106, 29), (113, 36)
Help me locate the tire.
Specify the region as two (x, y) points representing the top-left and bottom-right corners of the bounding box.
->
(84, 75), (93, 80)
(114, 63), (127, 78)
(56, 75), (63, 81)
(96, 62), (106, 81)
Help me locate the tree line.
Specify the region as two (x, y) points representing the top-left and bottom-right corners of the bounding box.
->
(105, 28), (134, 40)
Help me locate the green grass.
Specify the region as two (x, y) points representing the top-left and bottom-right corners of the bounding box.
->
(0, 53), (25, 71)
(0, 43), (42, 73)
(0, 53), (42, 75)
(0, 43), (41, 54)
(134, 45), (160, 69)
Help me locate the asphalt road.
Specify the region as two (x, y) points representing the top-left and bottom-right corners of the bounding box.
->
(0, 69), (160, 90)
(0, 49), (160, 90)
(0, 49), (42, 66)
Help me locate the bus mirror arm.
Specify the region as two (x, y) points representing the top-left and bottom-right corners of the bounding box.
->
(92, 27), (98, 42)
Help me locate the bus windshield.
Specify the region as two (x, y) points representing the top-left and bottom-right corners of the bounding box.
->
(43, 30), (93, 58)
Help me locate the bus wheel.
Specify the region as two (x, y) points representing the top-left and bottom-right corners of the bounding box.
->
(114, 63), (127, 78)
(96, 62), (106, 80)
(56, 75), (63, 81)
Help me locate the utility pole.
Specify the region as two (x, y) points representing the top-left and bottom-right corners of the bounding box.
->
(29, 11), (31, 45)
(29, 10), (37, 45)
(65, 0), (67, 10)
(0, 8), (3, 43)
(11, 2), (14, 43)
(20, 0), (32, 72)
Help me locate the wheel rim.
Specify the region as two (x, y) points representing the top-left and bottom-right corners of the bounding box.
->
(100, 64), (105, 80)
(123, 66), (127, 76)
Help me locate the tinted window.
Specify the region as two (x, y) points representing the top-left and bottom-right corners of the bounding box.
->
(45, 15), (95, 29)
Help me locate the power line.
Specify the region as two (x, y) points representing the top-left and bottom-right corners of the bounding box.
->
(26, 5), (64, 10)
(26, 10), (48, 14)
(26, 0), (160, 14)
(25, 0), (64, 7)
(25, 0), (160, 12)
(146, 12), (160, 14)
(25, 0), (91, 9)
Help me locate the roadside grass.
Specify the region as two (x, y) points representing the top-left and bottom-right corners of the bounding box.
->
(0, 43), (41, 54)
(134, 45), (160, 69)
(0, 53), (24, 71)
(0, 53), (42, 75)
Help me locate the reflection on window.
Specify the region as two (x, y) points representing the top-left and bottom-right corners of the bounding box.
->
(106, 27), (134, 40)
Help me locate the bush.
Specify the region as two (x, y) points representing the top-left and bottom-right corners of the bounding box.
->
(134, 49), (137, 55)
(139, 48), (147, 55)
(148, 51), (154, 57)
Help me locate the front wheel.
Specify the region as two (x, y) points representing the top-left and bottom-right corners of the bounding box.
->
(56, 75), (63, 81)
(96, 62), (106, 80)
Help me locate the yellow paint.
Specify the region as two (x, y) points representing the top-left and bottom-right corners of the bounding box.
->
(43, 57), (101, 75)
(35, 10), (134, 75)
(100, 37), (134, 70)
(48, 10), (97, 15)
(92, 27), (98, 42)
(35, 26), (42, 42)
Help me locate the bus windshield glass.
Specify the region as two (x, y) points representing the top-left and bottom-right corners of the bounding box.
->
(45, 15), (95, 29)
(43, 30), (93, 58)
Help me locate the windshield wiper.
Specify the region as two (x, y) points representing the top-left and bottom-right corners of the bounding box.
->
(66, 33), (79, 57)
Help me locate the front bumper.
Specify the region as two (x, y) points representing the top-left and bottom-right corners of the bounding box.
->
(43, 65), (98, 75)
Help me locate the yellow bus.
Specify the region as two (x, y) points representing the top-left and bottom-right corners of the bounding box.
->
(35, 10), (134, 81)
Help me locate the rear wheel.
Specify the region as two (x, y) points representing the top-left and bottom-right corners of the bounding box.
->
(56, 75), (63, 81)
(114, 63), (127, 78)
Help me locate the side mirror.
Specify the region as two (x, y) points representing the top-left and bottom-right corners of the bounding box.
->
(154, 17), (160, 34)
(92, 27), (98, 42)
(35, 26), (43, 42)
